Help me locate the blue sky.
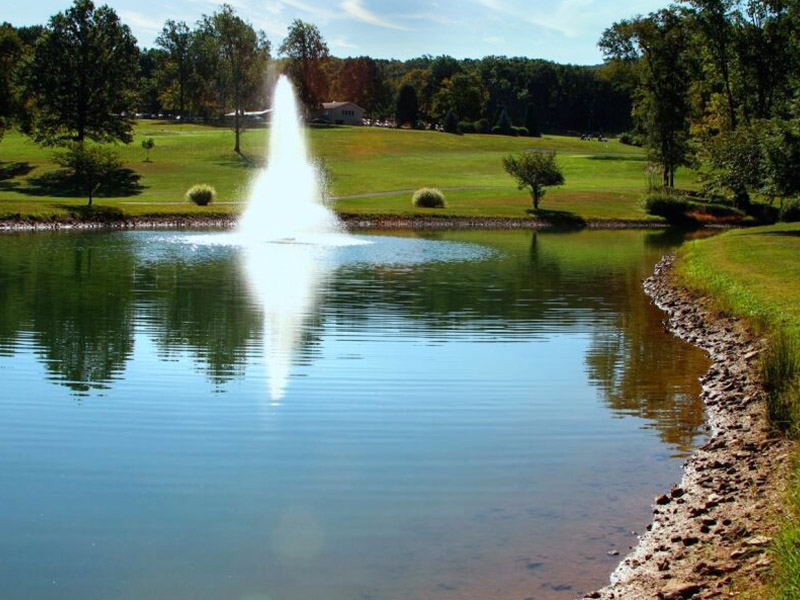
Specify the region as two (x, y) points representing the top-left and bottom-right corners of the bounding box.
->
(3, 0), (668, 64)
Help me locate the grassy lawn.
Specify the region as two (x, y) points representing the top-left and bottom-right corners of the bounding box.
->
(677, 224), (800, 600)
(0, 122), (693, 222)
(678, 224), (800, 339)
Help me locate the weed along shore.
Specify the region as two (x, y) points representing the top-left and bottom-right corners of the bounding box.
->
(584, 255), (790, 600)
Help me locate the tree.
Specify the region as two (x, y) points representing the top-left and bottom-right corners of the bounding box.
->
(155, 20), (191, 116)
(279, 20), (329, 111)
(431, 72), (487, 122)
(0, 23), (23, 141)
(443, 110), (459, 133)
(494, 108), (513, 135)
(142, 137), (155, 162)
(202, 5), (270, 153)
(502, 151), (565, 210)
(687, 0), (738, 130)
(25, 0), (140, 145)
(600, 8), (695, 188)
(395, 83), (419, 126)
(524, 103), (541, 137)
(54, 143), (125, 206)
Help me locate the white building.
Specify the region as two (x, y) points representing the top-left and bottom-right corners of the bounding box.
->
(318, 102), (366, 125)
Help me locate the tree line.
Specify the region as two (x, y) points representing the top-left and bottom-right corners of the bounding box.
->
(0, 0), (635, 151)
(601, 0), (800, 212)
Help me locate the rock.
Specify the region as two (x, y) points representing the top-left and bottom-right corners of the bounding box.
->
(658, 582), (703, 599)
(743, 536), (771, 547)
(656, 494), (672, 506)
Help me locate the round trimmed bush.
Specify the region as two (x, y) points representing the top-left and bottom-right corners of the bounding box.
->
(781, 199), (800, 222)
(412, 187), (446, 208)
(186, 184), (216, 206)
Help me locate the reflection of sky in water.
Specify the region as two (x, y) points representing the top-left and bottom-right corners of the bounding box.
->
(0, 230), (709, 600)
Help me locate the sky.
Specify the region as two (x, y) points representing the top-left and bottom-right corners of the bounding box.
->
(2, 0), (670, 64)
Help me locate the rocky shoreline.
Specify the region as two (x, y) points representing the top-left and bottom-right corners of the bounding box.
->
(0, 213), (675, 232)
(583, 254), (791, 600)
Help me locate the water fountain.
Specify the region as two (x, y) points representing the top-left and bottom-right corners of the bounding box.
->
(238, 75), (344, 243)
(238, 75), (356, 401)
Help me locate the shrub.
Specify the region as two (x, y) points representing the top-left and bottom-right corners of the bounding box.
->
(186, 184), (216, 206)
(53, 142), (125, 206)
(412, 187), (446, 208)
(762, 331), (800, 437)
(642, 191), (690, 222)
(513, 126), (529, 136)
(619, 132), (642, 147)
(781, 199), (800, 222)
(443, 111), (459, 134)
(457, 121), (476, 134)
(474, 118), (491, 134)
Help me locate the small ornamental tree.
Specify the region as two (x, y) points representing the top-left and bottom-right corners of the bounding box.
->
(54, 142), (124, 206)
(142, 137), (155, 162)
(502, 150), (565, 210)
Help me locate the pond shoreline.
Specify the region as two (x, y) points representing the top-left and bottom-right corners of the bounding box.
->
(0, 213), (745, 232)
(583, 255), (790, 600)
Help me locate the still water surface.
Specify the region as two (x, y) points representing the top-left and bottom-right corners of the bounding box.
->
(0, 229), (709, 600)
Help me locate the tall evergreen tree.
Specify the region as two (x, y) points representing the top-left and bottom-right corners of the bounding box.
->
(524, 102), (541, 137)
(395, 83), (419, 126)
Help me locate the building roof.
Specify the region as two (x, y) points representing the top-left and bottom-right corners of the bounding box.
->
(223, 109), (273, 117)
(321, 101), (366, 112)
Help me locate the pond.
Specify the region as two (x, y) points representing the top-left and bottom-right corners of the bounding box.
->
(0, 229), (709, 600)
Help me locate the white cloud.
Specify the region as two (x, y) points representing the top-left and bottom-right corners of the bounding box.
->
(340, 0), (409, 30)
(331, 36), (359, 49)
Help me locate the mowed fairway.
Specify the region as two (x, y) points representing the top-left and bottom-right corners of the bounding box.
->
(0, 122), (692, 222)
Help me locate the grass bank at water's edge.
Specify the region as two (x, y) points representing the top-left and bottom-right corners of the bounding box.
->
(677, 223), (800, 599)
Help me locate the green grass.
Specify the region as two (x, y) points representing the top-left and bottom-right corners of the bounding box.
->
(0, 122), (696, 222)
(677, 224), (800, 598)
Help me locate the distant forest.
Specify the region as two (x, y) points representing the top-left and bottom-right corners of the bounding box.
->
(1, 5), (633, 136)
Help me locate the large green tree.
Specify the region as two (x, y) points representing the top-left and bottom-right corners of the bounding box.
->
(432, 72), (488, 122)
(600, 8), (695, 188)
(0, 23), (23, 141)
(155, 20), (192, 116)
(201, 5), (270, 153)
(278, 20), (329, 111)
(25, 0), (140, 145)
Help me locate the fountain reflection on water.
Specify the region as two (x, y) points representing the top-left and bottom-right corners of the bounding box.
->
(238, 75), (365, 401)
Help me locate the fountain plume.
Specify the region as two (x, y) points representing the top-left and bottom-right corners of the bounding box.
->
(239, 75), (343, 243)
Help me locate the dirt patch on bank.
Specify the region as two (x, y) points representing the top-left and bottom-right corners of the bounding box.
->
(583, 255), (791, 600)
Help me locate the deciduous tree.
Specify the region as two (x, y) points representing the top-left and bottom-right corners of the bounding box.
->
(279, 20), (329, 111)
(502, 151), (565, 210)
(25, 0), (140, 145)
